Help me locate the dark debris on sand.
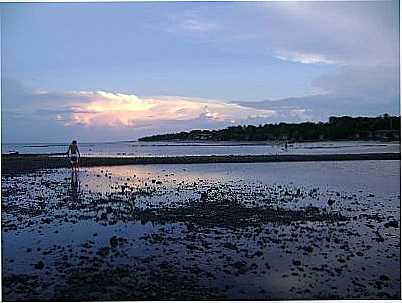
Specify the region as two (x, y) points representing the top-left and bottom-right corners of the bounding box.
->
(130, 197), (348, 230)
(1, 166), (400, 301)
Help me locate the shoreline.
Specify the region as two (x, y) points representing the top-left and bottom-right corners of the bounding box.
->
(2, 153), (400, 175)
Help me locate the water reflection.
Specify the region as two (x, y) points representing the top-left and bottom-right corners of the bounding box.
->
(69, 170), (80, 203)
(1, 161), (400, 300)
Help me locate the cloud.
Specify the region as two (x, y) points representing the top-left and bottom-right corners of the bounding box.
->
(232, 64), (399, 121)
(311, 65), (399, 101)
(164, 16), (221, 34)
(233, 94), (399, 123)
(3, 86), (281, 128)
(160, 1), (399, 106)
(164, 2), (398, 67)
(265, 1), (398, 66)
(179, 18), (221, 33)
(2, 2), (399, 142)
(275, 50), (337, 65)
(61, 91), (277, 127)
(2, 82), (317, 142)
(3, 83), (397, 143)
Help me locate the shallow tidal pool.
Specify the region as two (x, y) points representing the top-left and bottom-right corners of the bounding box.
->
(2, 160), (400, 300)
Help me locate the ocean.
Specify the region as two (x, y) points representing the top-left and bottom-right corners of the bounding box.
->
(1, 140), (400, 157)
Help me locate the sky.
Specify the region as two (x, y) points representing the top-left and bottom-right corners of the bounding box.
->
(1, 1), (400, 143)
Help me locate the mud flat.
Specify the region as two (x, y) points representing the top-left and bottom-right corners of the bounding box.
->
(1, 161), (400, 300)
(2, 152), (400, 175)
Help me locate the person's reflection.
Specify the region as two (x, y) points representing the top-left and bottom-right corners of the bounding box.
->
(70, 170), (80, 203)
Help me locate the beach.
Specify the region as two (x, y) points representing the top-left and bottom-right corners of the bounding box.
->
(2, 152), (400, 175)
(3, 0), (400, 300)
(2, 157), (400, 300)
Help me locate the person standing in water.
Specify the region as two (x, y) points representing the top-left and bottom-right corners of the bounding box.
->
(66, 140), (81, 171)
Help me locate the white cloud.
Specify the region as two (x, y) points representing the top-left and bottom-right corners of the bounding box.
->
(32, 89), (49, 95)
(31, 91), (277, 128)
(164, 17), (221, 34)
(275, 50), (338, 65)
(180, 18), (221, 33)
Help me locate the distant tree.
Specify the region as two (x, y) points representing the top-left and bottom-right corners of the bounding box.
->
(138, 115), (401, 142)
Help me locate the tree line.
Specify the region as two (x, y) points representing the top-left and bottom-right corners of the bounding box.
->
(138, 114), (400, 142)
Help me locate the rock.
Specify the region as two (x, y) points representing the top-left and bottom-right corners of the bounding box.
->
(232, 261), (248, 274)
(223, 242), (237, 251)
(110, 236), (119, 248)
(96, 247), (110, 257)
(379, 275), (390, 281)
(304, 246), (313, 253)
(200, 192), (208, 201)
(327, 199), (335, 206)
(384, 220), (398, 228)
(293, 260), (301, 266)
(375, 230), (385, 242)
(254, 251), (263, 257)
(41, 218), (51, 224)
(34, 261), (45, 270)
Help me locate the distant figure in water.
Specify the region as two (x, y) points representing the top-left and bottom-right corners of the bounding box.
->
(66, 140), (80, 171)
(284, 141), (288, 152)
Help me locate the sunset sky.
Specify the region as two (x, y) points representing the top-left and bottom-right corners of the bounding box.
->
(1, 1), (399, 143)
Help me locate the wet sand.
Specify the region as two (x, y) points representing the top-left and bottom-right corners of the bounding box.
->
(2, 152), (400, 175)
(1, 161), (400, 300)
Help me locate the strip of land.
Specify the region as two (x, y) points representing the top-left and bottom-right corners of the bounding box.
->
(1, 153), (400, 175)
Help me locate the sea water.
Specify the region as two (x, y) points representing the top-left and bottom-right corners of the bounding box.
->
(1, 140), (400, 157)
